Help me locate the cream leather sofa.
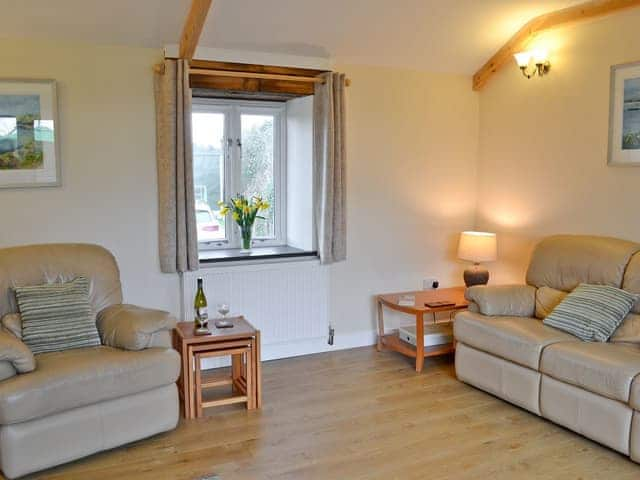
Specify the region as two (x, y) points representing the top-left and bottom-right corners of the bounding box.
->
(454, 235), (640, 462)
(0, 244), (180, 479)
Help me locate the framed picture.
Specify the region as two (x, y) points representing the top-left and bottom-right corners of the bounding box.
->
(0, 79), (60, 187)
(609, 62), (640, 166)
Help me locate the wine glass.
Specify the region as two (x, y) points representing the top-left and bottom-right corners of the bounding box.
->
(215, 303), (232, 328)
(217, 303), (230, 318)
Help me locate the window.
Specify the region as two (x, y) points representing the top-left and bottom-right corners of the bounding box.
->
(192, 99), (286, 250)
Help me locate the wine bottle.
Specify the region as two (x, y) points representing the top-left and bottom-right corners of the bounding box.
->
(194, 277), (208, 328)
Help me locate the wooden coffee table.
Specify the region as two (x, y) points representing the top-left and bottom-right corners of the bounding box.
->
(376, 287), (468, 372)
(173, 317), (261, 419)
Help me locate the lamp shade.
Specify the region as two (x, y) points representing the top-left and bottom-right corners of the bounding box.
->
(513, 51), (532, 68)
(458, 231), (497, 263)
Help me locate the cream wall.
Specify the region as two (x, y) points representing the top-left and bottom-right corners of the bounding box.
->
(0, 40), (479, 342)
(476, 10), (640, 284)
(0, 39), (181, 314)
(329, 63), (479, 335)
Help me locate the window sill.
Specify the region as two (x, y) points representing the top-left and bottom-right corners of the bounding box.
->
(199, 246), (318, 266)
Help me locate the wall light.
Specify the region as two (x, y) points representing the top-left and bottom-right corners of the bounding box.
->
(514, 49), (550, 79)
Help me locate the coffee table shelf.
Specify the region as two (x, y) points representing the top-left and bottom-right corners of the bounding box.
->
(379, 333), (455, 358)
(376, 287), (468, 372)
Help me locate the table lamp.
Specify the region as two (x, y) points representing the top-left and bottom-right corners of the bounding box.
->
(458, 231), (497, 287)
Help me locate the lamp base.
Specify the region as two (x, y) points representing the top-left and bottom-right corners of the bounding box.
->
(463, 266), (489, 287)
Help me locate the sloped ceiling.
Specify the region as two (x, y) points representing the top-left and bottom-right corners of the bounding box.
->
(2, 0), (584, 74)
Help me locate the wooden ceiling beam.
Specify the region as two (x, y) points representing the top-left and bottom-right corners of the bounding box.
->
(179, 0), (213, 60)
(190, 74), (316, 96)
(472, 0), (640, 91)
(189, 59), (328, 77)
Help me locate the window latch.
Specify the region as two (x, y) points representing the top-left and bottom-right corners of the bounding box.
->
(236, 138), (242, 147)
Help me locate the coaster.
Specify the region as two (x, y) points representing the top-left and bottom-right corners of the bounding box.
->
(215, 320), (234, 328)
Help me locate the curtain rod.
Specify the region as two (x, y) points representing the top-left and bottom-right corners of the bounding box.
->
(153, 63), (351, 87)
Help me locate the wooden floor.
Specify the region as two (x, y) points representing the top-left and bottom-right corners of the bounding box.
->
(18, 346), (640, 480)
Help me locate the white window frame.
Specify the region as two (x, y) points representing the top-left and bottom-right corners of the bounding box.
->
(192, 98), (287, 250)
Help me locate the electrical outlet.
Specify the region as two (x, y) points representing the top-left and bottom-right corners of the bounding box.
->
(423, 277), (439, 290)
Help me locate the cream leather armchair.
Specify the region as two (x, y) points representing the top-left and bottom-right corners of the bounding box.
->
(0, 244), (180, 479)
(454, 235), (640, 463)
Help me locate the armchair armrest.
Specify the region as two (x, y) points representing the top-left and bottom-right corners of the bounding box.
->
(1, 313), (22, 340)
(97, 304), (177, 351)
(465, 285), (536, 317)
(0, 328), (35, 377)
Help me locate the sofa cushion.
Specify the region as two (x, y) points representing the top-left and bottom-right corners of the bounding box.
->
(15, 277), (101, 354)
(543, 284), (637, 342)
(454, 311), (577, 370)
(541, 342), (640, 403)
(0, 346), (180, 424)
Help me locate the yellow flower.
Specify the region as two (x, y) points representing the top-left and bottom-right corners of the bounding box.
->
(243, 205), (250, 214)
(233, 198), (242, 208)
(219, 207), (229, 216)
(260, 201), (270, 210)
(217, 200), (225, 208)
(232, 211), (240, 222)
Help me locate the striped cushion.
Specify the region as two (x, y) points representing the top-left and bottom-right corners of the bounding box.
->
(14, 277), (101, 355)
(543, 283), (637, 342)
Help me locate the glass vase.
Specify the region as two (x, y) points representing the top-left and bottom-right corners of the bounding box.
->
(240, 224), (253, 253)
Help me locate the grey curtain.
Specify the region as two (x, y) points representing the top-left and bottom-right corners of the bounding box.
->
(313, 72), (347, 264)
(154, 59), (199, 273)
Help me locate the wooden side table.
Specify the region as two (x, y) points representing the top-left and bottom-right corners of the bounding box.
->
(173, 317), (262, 419)
(376, 287), (468, 373)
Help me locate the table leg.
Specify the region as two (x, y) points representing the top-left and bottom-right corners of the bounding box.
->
(180, 341), (191, 419)
(249, 338), (257, 410)
(255, 330), (262, 408)
(246, 347), (254, 410)
(232, 353), (241, 394)
(187, 346), (196, 419)
(194, 352), (202, 418)
(415, 312), (425, 373)
(377, 299), (385, 351)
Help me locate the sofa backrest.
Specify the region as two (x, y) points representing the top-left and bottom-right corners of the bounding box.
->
(0, 243), (122, 317)
(526, 235), (640, 292)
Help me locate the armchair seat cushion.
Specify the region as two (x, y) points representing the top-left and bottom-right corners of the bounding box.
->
(541, 342), (640, 403)
(0, 346), (179, 424)
(454, 311), (578, 370)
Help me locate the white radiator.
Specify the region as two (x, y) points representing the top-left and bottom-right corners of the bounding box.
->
(181, 259), (330, 366)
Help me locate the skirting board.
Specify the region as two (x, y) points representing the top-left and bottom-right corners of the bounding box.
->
(201, 329), (378, 369)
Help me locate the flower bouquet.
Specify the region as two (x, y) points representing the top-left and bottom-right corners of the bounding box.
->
(218, 195), (270, 252)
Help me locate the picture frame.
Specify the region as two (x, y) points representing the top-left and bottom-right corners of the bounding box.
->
(0, 79), (61, 187)
(608, 62), (640, 166)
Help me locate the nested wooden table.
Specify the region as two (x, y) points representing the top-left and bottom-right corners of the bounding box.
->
(376, 287), (468, 373)
(174, 317), (262, 419)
